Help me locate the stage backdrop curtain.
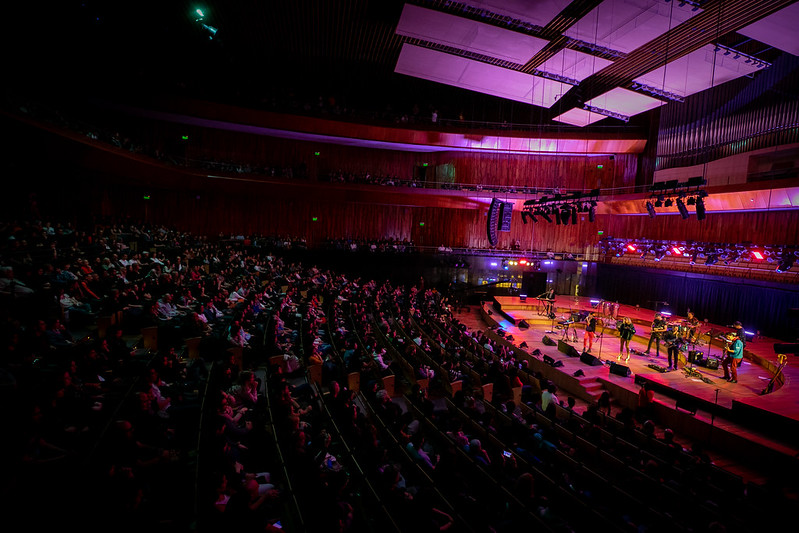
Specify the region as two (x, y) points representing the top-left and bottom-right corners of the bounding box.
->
(596, 264), (799, 340)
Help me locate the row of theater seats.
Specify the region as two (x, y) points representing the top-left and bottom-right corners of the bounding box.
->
(309, 284), (775, 533)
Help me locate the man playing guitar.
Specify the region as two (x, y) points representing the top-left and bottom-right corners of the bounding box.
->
(722, 331), (744, 383)
(644, 312), (667, 357)
(684, 310), (700, 344)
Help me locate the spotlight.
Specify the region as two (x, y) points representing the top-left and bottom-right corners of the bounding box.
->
(588, 204), (596, 222)
(541, 210), (553, 223)
(687, 197), (696, 206)
(560, 206), (571, 225)
(696, 197), (706, 221)
(646, 201), (656, 219)
(571, 206), (578, 225)
(751, 250), (764, 260)
(664, 198), (673, 207)
(654, 199), (663, 208)
(676, 198), (690, 219)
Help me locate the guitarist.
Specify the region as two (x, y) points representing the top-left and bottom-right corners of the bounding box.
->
(644, 312), (667, 358)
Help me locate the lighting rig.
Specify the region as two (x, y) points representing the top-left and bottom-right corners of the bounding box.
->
(600, 238), (798, 273)
(646, 177), (708, 220)
(522, 189), (600, 226)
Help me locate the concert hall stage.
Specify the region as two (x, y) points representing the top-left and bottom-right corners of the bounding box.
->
(484, 295), (799, 468)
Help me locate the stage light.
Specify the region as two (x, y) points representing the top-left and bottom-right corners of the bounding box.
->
(588, 204), (596, 222)
(541, 210), (553, 223)
(571, 206), (578, 225)
(519, 259), (528, 265)
(696, 197), (706, 221)
(752, 251), (763, 260)
(646, 201), (656, 218)
(627, 244), (637, 252)
(687, 197), (696, 206)
(672, 247), (682, 255)
(677, 198), (690, 219)
(664, 198), (673, 207)
(654, 199), (663, 208)
(559, 206), (570, 225)
(521, 211), (530, 225)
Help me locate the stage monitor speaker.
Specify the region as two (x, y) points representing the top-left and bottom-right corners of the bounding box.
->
(519, 294), (527, 302)
(543, 355), (556, 366)
(705, 357), (719, 370)
(518, 319), (530, 329)
(532, 348), (542, 356)
(609, 362), (631, 377)
(558, 339), (580, 357)
(580, 352), (603, 366)
(542, 335), (557, 346)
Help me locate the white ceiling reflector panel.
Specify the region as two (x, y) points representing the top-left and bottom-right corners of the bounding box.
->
(395, 4), (549, 64)
(585, 87), (666, 117)
(563, 0), (702, 54)
(395, 44), (568, 107)
(552, 107), (608, 127)
(537, 48), (614, 82)
(737, 2), (799, 57)
(468, 0), (574, 28)
(634, 44), (762, 97)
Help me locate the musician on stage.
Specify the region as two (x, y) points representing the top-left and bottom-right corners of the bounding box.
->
(582, 311), (597, 353)
(684, 311), (700, 344)
(722, 331), (744, 383)
(644, 312), (667, 357)
(732, 321), (746, 346)
(538, 288), (555, 317)
(663, 325), (685, 371)
(617, 316), (635, 363)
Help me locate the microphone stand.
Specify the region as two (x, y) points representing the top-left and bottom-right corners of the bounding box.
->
(597, 320), (607, 362)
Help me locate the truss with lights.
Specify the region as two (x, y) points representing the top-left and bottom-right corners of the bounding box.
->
(645, 177), (708, 220)
(600, 238), (798, 273)
(521, 189), (600, 226)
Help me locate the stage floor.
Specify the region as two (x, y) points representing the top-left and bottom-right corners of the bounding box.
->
(490, 296), (799, 440)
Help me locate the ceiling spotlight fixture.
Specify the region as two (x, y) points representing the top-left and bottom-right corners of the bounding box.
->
(664, 198), (674, 207)
(677, 198), (690, 219)
(696, 196), (706, 221)
(646, 201), (656, 218)
(687, 197), (696, 206)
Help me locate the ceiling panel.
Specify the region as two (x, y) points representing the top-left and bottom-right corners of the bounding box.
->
(468, 0), (574, 28)
(538, 47), (614, 81)
(634, 43), (762, 97)
(585, 86), (665, 117)
(552, 107), (608, 126)
(395, 4), (549, 64)
(394, 43), (568, 107)
(563, 0), (702, 53)
(737, 2), (799, 57)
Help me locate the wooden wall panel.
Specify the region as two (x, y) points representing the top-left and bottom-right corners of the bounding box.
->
(131, 121), (639, 190)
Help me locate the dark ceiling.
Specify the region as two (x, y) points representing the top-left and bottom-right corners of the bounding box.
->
(4, 0), (795, 127)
